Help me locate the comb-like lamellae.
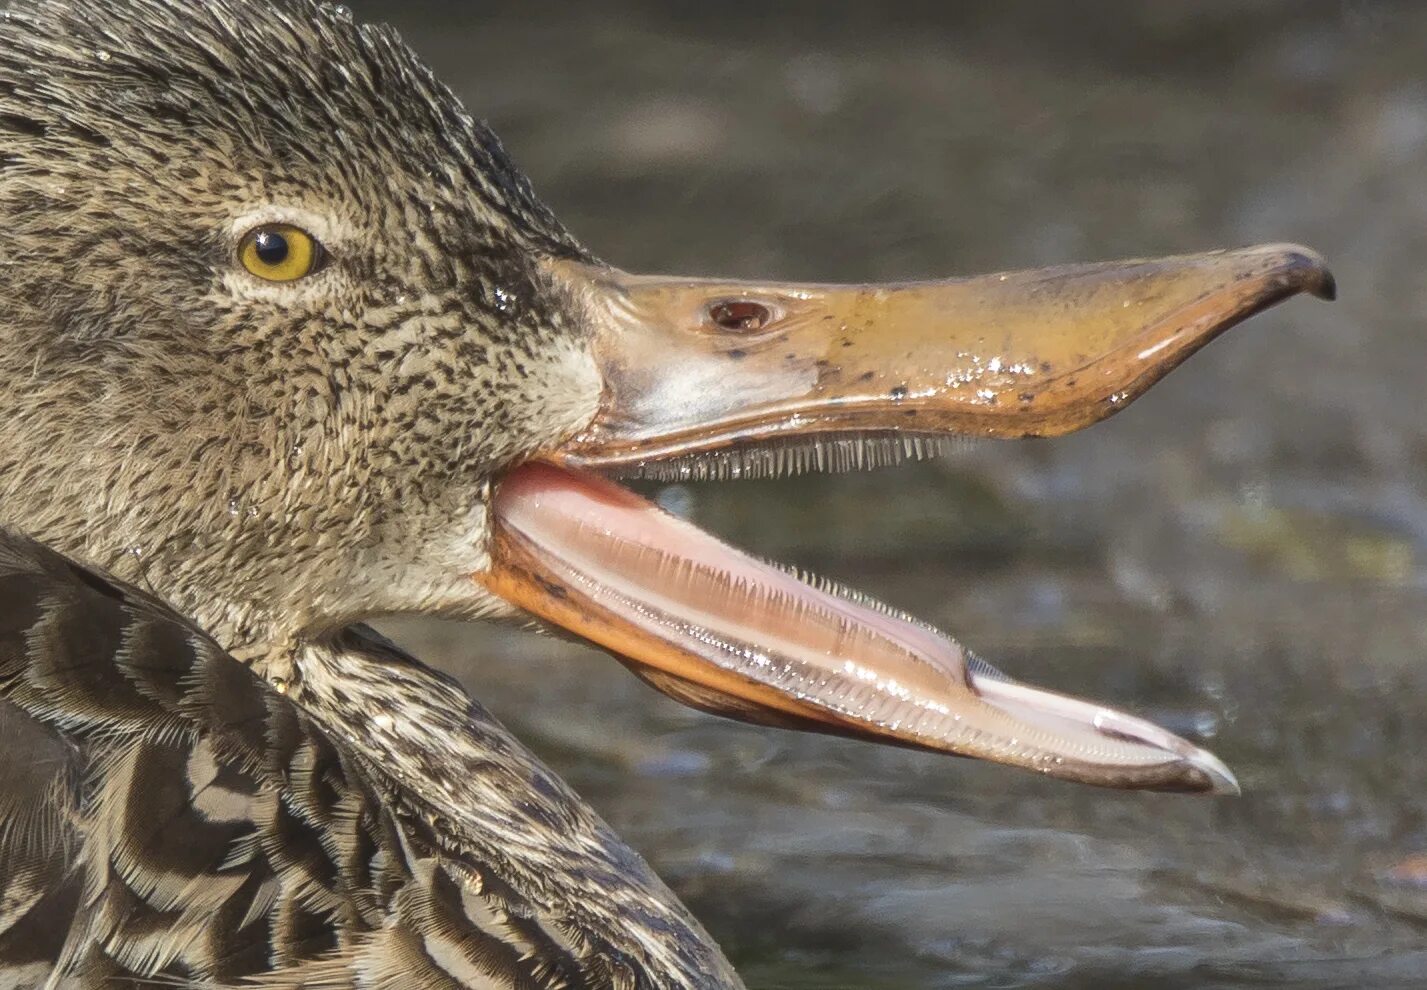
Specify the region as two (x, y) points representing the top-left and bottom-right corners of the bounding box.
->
(608, 433), (972, 482)
(486, 463), (1238, 792)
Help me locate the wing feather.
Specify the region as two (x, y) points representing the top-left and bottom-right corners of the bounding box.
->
(0, 532), (741, 989)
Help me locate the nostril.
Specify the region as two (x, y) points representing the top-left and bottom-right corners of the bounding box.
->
(708, 300), (772, 332)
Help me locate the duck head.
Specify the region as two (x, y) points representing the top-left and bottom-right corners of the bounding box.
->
(0, 0), (1332, 792)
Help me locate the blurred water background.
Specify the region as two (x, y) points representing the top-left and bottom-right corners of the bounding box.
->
(353, 2), (1427, 986)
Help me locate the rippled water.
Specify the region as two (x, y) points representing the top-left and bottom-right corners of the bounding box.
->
(364, 2), (1427, 985)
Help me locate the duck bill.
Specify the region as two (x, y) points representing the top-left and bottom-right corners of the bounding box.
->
(479, 462), (1239, 793)
(475, 244), (1334, 793)
(542, 244), (1333, 468)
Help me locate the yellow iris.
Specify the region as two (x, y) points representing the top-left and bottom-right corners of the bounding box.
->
(239, 224), (321, 282)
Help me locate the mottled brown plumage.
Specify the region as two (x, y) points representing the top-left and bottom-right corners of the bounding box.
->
(0, 0), (1338, 985)
(0, 534), (739, 988)
(0, 0), (740, 986)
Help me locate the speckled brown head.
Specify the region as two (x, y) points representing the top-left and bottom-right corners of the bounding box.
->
(0, 0), (605, 653)
(0, 0), (1333, 790)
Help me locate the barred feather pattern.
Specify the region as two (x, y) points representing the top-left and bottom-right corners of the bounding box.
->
(0, 531), (743, 990)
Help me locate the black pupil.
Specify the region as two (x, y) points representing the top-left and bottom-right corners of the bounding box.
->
(254, 230), (290, 266)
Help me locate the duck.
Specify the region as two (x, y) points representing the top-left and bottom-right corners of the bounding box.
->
(0, 1), (1336, 987)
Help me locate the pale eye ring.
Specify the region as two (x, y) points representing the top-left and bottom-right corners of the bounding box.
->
(238, 223), (324, 282)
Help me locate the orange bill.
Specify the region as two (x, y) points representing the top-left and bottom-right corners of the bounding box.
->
(544, 244), (1333, 471)
(476, 244), (1334, 793)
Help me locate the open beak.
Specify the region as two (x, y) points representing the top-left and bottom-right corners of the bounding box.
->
(476, 245), (1334, 794)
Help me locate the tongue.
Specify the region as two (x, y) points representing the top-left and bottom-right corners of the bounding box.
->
(478, 463), (1238, 794)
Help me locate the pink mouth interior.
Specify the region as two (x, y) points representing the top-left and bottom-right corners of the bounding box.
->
(490, 462), (1238, 793)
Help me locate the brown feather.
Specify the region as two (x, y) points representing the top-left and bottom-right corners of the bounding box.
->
(0, 0), (745, 985)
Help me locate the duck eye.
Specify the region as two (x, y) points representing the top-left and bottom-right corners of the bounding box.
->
(239, 223), (322, 282)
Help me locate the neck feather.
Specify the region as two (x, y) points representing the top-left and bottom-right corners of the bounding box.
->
(290, 626), (744, 989)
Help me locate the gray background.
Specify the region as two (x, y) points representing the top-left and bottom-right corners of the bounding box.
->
(353, 2), (1427, 986)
